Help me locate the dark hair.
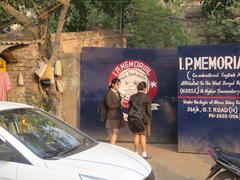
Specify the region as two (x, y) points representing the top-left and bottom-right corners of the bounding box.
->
(137, 81), (147, 91)
(109, 78), (121, 89)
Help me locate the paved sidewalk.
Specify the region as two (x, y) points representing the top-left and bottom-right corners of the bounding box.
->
(118, 143), (214, 180)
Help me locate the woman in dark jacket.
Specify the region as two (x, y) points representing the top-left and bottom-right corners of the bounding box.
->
(105, 78), (125, 144)
(128, 81), (152, 159)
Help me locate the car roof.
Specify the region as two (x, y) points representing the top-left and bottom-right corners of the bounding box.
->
(0, 102), (33, 111)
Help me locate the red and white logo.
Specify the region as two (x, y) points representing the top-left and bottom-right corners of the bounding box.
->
(108, 60), (158, 107)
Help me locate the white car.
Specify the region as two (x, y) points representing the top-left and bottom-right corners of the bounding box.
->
(0, 102), (155, 180)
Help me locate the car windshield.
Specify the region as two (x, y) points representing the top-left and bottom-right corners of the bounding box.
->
(0, 108), (96, 159)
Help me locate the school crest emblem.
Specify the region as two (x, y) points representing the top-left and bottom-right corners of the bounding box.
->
(108, 60), (158, 107)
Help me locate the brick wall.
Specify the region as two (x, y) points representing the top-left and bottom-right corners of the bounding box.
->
(7, 44), (41, 104)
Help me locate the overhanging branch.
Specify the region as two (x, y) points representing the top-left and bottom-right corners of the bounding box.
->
(0, 2), (38, 34)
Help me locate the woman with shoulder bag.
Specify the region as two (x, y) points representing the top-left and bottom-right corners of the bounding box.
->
(105, 78), (125, 144)
(128, 81), (152, 159)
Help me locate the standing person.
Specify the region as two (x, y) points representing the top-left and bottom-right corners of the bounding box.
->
(105, 78), (125, 144)
(128, 81), (152, 159)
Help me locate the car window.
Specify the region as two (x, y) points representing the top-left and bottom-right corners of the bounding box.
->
(0, 141), (11, 160)
(0, 140), (30, 164)
(0, 108), (96, 159)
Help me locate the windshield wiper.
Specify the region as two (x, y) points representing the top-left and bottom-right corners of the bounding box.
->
(43, 150), (63, 159)
(57, 144), (81, 156)
(43, 139), (90, 159)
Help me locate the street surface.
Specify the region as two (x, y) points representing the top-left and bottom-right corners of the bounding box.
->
(119, 143), (214, 180)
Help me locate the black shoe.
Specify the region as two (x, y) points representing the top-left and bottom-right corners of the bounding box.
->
(143, 155), (151, 160)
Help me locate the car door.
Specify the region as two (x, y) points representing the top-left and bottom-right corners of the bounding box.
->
(17, 164), (78, 180)
(0, 161), (18, 180)
(0, 138), (18, 180)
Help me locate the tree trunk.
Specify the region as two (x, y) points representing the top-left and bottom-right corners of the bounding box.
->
(49, 1), (70, 117)
(50, 1), (70, 64)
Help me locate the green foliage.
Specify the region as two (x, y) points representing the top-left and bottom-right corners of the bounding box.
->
(126, 0), (197, 48)
(201, 0), (240, 43)
(47, 0), (196, 47)
(163, 0), (184, 6)
(87, 8), (118, 30)
(48, 1), (92, 32)
(202, 0), (234, 17)
(87, 0), (197, 47)
(0, 0), (196, 48)
(64, 0), (89, 32)
(90, 0), (125, 17)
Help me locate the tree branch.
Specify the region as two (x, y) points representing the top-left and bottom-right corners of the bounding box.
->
(0, 2), (38, 35)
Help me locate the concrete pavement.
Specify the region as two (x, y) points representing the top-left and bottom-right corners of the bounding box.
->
(118, 143), (214, 180)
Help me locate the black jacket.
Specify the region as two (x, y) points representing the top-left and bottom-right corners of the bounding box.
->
(128, 92), (152, 125)
(105, 89), (124, 121)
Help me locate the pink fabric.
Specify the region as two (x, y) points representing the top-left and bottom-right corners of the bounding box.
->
(0, 72), (11, 101)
